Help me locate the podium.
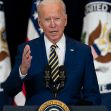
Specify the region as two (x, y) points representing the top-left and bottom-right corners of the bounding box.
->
(3, 106), (108, 111)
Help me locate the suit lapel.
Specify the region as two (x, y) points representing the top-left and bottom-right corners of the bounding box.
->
(64, 37), (76, 70)
(37, 35), (48, 68)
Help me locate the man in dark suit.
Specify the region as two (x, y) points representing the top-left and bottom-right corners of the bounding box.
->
(3, 0), (101, 106)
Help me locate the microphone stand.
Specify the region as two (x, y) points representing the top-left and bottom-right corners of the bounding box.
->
(51, 81), (60, 99)
(51, 65), (66, 99)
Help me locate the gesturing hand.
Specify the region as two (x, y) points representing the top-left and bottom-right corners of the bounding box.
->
(20, 45), (32, 75)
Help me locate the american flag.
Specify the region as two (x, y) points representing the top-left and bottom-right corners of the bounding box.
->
(27, 0), (42, 40)
(14, 0), (42, 106)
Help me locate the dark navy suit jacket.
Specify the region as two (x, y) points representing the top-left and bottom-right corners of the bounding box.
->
(3, 35), (101, 106)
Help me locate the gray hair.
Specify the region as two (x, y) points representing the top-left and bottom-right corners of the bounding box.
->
(37, 0), (66, 17)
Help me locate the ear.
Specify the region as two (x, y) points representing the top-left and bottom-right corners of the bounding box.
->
(38, 17), (42, 28)
(64, 14), (67, 26)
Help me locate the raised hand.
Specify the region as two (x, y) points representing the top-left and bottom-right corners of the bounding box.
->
(20, 45), (32, 75)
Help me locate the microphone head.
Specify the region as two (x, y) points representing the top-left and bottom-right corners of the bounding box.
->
(44, 65), (51, 72)
(44, 65), (51, 81)
(59, 65), (66, 80)
(59, 65), (65, 71)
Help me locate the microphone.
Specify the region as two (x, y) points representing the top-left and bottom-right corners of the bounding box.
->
(59, 65), (66, 89)
(44, 65), (51, 88)
(44, 65), (66, 99)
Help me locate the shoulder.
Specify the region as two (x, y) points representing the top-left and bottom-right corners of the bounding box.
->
(66, 36), (91, 52)
(18, 38), (37, 49)
(18, 35), (43, 50)
(66, 36), (93, 60)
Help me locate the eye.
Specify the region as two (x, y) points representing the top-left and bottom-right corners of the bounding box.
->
(55, 18), (60, 20)
(55, 18), (60, 21)
(45, 18), (51, 22)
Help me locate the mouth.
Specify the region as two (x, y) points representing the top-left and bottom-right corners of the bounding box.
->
(49, 31), (58, 35)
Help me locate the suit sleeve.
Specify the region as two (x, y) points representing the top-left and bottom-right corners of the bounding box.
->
(82, 46), (101, 105)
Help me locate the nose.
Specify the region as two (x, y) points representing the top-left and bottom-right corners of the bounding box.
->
(50, 19), (56, 28)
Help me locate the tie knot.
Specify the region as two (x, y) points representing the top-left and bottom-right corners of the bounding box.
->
(51, 44), (57, 50)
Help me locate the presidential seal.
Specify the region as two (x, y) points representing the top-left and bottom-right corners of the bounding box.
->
(38, 100), (70, 111)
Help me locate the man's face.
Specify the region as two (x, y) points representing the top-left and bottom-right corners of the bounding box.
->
(38, 3), (67, 43)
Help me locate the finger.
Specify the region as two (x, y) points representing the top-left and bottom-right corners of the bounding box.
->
(25, 51), (31, 59)
(23, 45), (31, 57)
(27, 55), (32, 63)
(23, 45), (31, 60)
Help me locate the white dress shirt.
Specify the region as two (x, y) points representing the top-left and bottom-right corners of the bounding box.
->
(44, 34), (66, 66)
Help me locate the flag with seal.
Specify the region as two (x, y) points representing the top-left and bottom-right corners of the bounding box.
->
(81, 0), (111, 110)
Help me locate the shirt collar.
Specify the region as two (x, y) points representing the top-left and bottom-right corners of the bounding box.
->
(44, 34), (66, 51)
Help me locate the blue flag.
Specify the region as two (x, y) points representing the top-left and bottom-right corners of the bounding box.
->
(82, 0), (111, 110)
